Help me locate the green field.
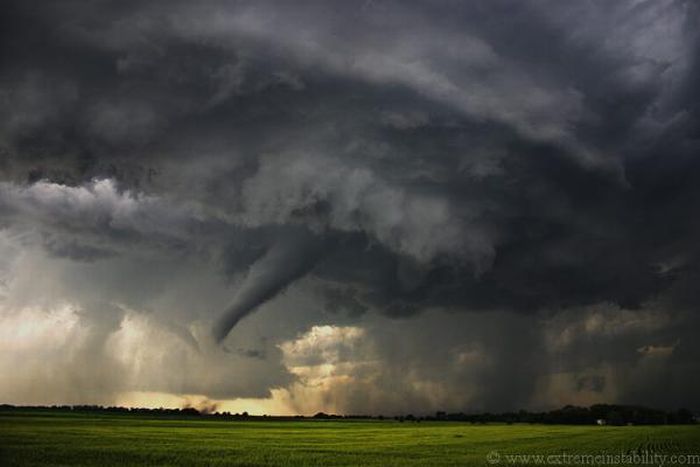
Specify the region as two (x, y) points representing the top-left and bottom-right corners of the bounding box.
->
(1, 412), (699, 466)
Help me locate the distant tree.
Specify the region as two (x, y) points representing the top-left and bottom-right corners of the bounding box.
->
(606, 410), (624, 426)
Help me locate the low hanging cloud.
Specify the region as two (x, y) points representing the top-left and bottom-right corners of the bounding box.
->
(213, 228), (329, 342)
(0, 0), (699, 412)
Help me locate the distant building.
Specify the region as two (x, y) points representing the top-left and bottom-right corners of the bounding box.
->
(596, 419), (606, 426)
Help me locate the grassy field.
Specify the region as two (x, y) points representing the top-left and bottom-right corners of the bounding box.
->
(1, 412), (699, 466)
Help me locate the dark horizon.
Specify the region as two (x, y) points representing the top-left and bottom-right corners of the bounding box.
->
(2, 402), (697, 421)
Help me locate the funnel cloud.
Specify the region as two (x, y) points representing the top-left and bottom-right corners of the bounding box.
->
(213, 229), (328, 342)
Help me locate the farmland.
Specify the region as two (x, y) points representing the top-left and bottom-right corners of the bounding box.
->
(1, 411), (699, 466)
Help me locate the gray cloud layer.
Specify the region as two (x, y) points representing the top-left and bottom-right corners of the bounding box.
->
(0, 0), (699, 412)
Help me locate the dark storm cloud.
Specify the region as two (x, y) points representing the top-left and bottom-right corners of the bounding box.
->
(1, 0), (699, 409)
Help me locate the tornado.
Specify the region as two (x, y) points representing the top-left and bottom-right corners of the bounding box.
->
(212, 229), (326, 343)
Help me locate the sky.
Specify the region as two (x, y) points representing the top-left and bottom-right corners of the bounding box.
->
(1, 0), (699, 415)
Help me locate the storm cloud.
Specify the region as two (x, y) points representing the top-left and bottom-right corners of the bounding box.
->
(0, 0), (699, 413)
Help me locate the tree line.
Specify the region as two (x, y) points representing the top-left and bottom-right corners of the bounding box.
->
(0, 403), (695, 425)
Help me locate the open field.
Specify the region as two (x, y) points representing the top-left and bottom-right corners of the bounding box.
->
(1, 412), (699, 466)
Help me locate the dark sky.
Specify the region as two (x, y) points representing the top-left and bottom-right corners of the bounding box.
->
(0, 0), (699, 414)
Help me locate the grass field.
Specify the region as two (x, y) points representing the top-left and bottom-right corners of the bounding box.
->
(1, 412), (699, 466)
